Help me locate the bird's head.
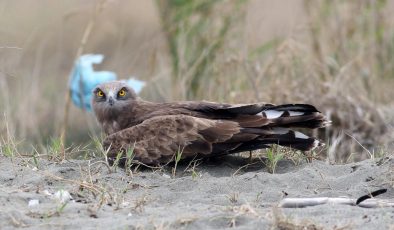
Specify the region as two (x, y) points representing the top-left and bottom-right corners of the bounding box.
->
(91, 81), (137, 118)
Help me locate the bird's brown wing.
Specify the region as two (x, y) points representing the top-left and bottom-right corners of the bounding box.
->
(103, 115), (246, 165)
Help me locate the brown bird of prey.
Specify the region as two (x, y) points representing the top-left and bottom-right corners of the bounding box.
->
(92, 81), (329, 165)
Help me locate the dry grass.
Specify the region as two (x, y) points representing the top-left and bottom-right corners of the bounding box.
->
(270, 207), (325, 230)
(1, 0), (394, 162)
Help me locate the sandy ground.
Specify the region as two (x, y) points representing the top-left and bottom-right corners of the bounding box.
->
(0, 154), (393, 230)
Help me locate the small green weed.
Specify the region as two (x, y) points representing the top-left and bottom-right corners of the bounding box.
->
(265, 147), (284, 174)
(125, 146), (135, 175)
(47, 137), (62, 160)
(172, 146), (184, 177)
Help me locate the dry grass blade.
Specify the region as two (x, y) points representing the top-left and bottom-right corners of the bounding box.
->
(60, 0), (107, 160)
(39, 169), (112, 200)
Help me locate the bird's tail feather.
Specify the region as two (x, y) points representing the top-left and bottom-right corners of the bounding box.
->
(259, 104), (330, 129)
(227, 104), (330, 129)
(210, 104), (329, 153)
(237, 127), (323, 152)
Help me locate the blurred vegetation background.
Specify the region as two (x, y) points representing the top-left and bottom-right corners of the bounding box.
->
(1, 0), (393, 162)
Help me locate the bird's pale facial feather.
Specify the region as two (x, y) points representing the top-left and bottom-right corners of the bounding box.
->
(91, 81), (137, 120)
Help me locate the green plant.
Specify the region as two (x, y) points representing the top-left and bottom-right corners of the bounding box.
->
(156, 0), (246, 99)
(265, 147), (284, 174)
(47, 137), (62, 160)
(0, 141), (16, 158)
(111, 151), (123, 172)
(91, 135), (113, 166)
(56, 202), (68, 213)
(0, 118), (19, 158)
(125, 146), (135, 175)
(31, 150), (40, 168)
(184, 158), (202, 179)
(172, 146), (184, 177)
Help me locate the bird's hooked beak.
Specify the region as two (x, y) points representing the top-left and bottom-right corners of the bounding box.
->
(107, 91), (115, 106)
(108, 97), (114, 106)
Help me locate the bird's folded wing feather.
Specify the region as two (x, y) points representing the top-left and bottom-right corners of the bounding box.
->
(103, 115), (245, 164)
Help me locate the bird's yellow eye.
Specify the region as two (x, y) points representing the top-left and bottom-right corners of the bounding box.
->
(118, 89), (126, 97)
(97, 90), (104, 97)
